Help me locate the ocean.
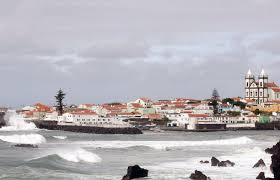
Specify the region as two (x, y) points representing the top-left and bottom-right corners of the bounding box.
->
(0, 120), (278, 179)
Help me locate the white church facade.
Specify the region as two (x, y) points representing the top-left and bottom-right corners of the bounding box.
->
(245, 70), (280, 104)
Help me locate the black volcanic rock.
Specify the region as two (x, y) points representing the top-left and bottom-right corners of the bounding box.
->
(211, 157), (220, 166)
(122, 165), (148, 180)
(190, 170), (210, 180)
(266, 140), (280, 180)
(256, 172), (265, 179)
(253, 159), (266, 168)
(200, 160), (209, 164)
(218, 160), (235, 167)
(14, 144), (38, 148)
(0, 112), (6, 127)
(265, 141), (280, 155)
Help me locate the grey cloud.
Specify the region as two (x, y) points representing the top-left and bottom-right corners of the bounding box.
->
(0, 0), (280, 107)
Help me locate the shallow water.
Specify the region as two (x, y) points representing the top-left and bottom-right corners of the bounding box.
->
(0, 129), (279, 180)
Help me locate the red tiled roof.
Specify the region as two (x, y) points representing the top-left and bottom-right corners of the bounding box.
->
(265, 82), (278, 88)
(188, 114), (209, 118)
(71, 111), (97, 115)
(272, 88), (280, 93)
(139, 97), (151, 102)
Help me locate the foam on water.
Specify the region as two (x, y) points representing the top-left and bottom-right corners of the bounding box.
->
(56, 149), (102, 163)
(53, 136), (67, 140)
(146, 146), (273, 180)
(74, 136), (253, 150)
(0, 110), (36, 131)
(0, 134), (46, 144)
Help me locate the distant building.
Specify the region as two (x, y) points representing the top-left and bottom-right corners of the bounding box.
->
(245, 69), (280, 104)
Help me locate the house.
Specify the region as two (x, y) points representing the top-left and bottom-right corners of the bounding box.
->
(134, 98), (152, 108)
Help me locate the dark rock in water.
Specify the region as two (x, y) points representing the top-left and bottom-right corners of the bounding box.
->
(200, 160), (210, 164)
(253, 159), (266, 168)
(256, 172), (265, 179)
(0, 112), (6, 128)
(122, 165), (148, 180)
(14, 144), (38, 148)
(266, 140), (280, 180)
(265, 141), (280, 155)
(211, 157), (220, 166)
(271, 154), (280, 180)
(218, 160), (235, 167)
(190, 170), (210, 180)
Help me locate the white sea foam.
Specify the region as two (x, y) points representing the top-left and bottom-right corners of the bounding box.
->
(0, 110), (36, 131)
(53, 136), (67, 140)
(56, 149), (102, 163)
(0, 134), (46, 144)
(74, 136), (253, 150)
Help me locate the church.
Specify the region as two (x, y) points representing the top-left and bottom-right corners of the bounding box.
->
(245, 69), (280, 105)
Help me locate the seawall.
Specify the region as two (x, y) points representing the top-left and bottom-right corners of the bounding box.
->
(32, 120), (143, 134)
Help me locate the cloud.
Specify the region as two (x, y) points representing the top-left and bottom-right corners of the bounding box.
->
(37, 54), (93, 73)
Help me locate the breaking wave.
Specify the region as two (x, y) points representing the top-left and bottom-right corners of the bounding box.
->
(56, 149), (102, 163)
(53, 136), (67, 140)
(31, 148), (102, 163)
(75, 136), (253, 150)
(1, 110), (36, 131)
(0, 134), (46, 144)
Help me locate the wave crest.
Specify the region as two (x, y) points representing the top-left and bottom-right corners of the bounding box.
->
(56, 149), (102, 163)
(75, 136), (253, 150)
(0, 134), (46, 144)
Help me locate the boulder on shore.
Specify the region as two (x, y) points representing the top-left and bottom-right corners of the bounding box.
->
(253, 159), (266, 168)
(13, 144), (38, 148)
(122, 165), (148, 180)
(256, 172), (265, 179)
(211, 157), (220, 166)
(190, 170), (210, 180)
(218, 160), (235, 167)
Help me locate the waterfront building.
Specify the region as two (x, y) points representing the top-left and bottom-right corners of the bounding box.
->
(58, 111), (131, 127)
(245, 69), (280, 104)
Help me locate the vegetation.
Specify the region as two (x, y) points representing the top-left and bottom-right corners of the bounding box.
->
(226, 111), (241, 117)
(55, 89), (66, 116)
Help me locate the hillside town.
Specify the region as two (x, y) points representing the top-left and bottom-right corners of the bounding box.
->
(2, 70), (280, 131)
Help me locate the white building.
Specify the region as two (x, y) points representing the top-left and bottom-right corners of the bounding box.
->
(245, 69), (280, 104)
(58, 112), (131, 128)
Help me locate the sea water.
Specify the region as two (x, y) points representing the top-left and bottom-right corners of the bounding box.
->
(0, 129), (278, 180)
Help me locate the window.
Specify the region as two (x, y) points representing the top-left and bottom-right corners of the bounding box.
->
(260, 92), (263, 97)
(250, 92), (253, 96)
(255, 92), (258, 97)
(247, 82), (249, 87)
(260, 82), (263, 87)
(246, 92), (249, 97)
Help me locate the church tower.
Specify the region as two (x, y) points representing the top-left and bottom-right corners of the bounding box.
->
(245, 69), (255, 100)
(258, 69), (269, 103)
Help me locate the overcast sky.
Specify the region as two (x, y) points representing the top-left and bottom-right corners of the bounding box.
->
(1, 0), (280, 107)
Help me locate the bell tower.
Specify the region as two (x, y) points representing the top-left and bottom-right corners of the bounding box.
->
(245, 69), (255, 100)
(258, 69), (269, 103)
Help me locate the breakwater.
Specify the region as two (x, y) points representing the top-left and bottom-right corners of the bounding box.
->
(32, 120), (142, 134)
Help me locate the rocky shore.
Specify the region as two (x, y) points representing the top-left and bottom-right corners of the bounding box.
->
(32, 120), (143, 134)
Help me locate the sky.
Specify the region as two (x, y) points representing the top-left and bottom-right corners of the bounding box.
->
(1, 0), (280, 107)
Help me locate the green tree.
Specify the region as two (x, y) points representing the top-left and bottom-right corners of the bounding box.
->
(254, 108), (260, 115)
(55, 89), (66, 116)
(222, 98), (234, 105)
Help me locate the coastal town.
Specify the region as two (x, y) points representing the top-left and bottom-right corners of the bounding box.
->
(1, 69), (280, 132)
